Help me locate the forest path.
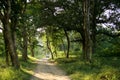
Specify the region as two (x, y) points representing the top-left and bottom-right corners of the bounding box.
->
(30, 58), (70, 80)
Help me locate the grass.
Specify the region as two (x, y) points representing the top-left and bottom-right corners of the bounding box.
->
(0, 55), (38, 80)
(0, 52), (120, 80)
(55, 56), (120, 80)
(20, 55), (38, 75)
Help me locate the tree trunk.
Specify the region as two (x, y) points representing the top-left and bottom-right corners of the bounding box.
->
(22, 27), (28, 61)
(64, 29), (70, 58)
(46, 39), (54, 59)
(83, 0), (92, 62)
(82, 36), (87, 59)
(61, 39), (66, 56)
(31, 46), (34, 57)
(46, 32), (54, 59)
(11, 18), (17, 55)
(48, 43), (54, 59)
(3, 30), (10, 66)
(3, 23), (20, 68)
(54, 45), (57, 57)
(1, 0), (20, 68)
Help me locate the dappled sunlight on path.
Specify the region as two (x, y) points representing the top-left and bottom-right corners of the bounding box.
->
(30, 58), (70, 80)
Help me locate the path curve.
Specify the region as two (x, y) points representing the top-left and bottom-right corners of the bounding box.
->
(30, 58), (70, 80)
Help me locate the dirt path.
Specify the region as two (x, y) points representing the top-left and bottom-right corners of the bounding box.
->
(30, 58), (70, 80)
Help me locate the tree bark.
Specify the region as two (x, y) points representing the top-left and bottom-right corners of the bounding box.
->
(83, 0), (92, 62)
(64, 29), (70, 58)
(22, 27), (28, 61)
(54, 45), (57, 57)
(46, 39), (54, 59)
(81, 34), (87, 59)
(3, 23), (20, 68)
(29, 36), (35, 57)
(1, 0), (20, 68)
(31, 46), (34, 57)
(3, 30), (10, 66)
(46, 32), (54, 59)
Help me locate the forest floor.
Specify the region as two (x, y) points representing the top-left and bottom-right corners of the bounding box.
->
(30, 58), (70, 80)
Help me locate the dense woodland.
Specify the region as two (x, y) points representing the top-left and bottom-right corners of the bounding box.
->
(0, 0), (120, 80)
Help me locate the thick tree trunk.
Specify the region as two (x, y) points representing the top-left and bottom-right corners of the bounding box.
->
(82, 36), (87, 59)
(3, 30), (16, 66)
(83, 0), (92, 62)
(22, 27), (28, 61)
(11, 18), (17, 55)
(64, 29), (70, 58)
(3, 23), (20, 68)
(3, 30), (10, 66)
(1, 0), (20, 68)
(6, 50), (9, 66)
(11, 17), (20, 66)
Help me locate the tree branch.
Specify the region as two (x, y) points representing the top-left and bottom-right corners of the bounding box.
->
(0, 27), (3, 30)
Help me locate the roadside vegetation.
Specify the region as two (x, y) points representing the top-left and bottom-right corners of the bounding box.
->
(56, 56), (120, 80)
(0, 55), (38, 80)
(55, 36), (120, 80)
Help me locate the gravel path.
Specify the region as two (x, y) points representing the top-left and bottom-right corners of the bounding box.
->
(30, 58), (70, 80)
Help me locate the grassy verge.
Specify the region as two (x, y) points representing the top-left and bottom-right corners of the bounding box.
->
(55, 56), (120, 80)
(0, 55), (38, 80)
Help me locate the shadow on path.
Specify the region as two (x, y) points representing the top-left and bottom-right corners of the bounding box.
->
(30, 58), (70, 80)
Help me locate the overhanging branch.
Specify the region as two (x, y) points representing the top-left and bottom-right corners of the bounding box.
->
(0, 27), (3, 30)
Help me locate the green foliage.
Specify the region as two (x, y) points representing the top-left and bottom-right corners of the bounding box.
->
(56, 56), (120, 80)
(96, 35), (120, 57)
(0, 67), (31, 80)
(0, 56), (38, 80)
(33, 46), (45, 59)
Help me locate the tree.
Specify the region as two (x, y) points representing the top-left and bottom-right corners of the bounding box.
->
(45, 27), (54, 59)
(63, 29), (70, 58)
(82, 0), (92, 62)
(24, 0), (120, 61)
(0, 0), (21, 68)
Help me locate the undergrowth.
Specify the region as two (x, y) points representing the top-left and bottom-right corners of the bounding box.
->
(0, 55), (38, 80)
(56, 56), (120, 80)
